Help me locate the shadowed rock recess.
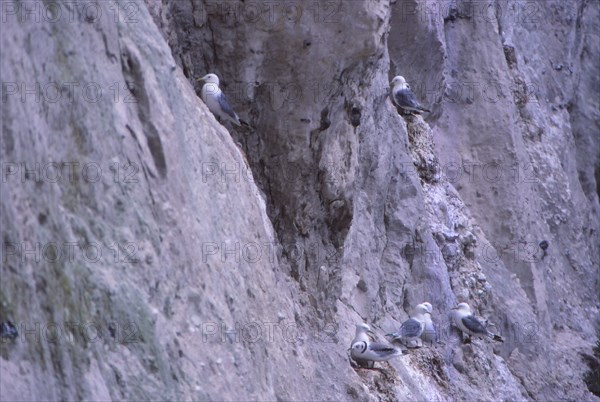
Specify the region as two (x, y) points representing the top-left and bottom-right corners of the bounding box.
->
(1, 0), (598, 400)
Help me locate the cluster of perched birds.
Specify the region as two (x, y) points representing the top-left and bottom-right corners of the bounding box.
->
(350, 302), (503, 368)
(197, 73), (431, 128)
(197, 74), (499, 370)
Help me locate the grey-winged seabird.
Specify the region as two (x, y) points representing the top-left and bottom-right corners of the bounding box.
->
(390, 75), (431, 114)
(386, 303), (429, 348)
(451, 302), (504, 343)
(419, 302), (437, 344)
(198, 73), (241, 126)
(350, 323), (402, 368)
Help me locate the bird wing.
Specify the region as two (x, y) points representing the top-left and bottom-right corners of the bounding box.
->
(393, 88), (422, 110)
(369, 342), (397, 352)
(400, 318), (424, 338)
(367, 342), (401, 360)
(462, 315), (488, 335)
(217, 92), (240, 124)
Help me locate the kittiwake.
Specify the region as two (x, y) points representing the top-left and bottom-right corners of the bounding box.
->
(350, 323), (402, 368)
(418, 302), (437, 344)
(386, 303), (428, 348)
(390, 75), (431, 114)
(451, 302), (504, 343)
(198, 73), (241, 126)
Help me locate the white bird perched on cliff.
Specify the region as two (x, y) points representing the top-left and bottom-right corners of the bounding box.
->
(198, 73), (241, 126)
(418, 302), (437, 344)
(386, 304), (429, 348)
(451, 302), (504, 343)
(390, 75), (431, 114)
(350, 323), (402, 368)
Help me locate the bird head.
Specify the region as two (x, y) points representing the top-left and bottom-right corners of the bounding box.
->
(356, 323), (375, 337)
(451, 302), (471, 312)
(390, 75), (409, 90)
(419, 302), (433, 314)
(198, 73), (220, 85)
(414, 303), (429, 316)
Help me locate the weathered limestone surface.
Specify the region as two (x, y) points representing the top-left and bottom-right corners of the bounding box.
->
(1, 0), (598, 400)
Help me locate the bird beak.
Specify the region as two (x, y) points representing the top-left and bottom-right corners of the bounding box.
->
(197, 75), (208, 82)
(451, 306), (458, 310)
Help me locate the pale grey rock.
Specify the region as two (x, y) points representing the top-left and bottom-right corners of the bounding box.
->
(1, 0), (598, 401)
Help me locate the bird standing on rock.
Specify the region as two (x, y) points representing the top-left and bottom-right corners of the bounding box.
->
(350, 323), (402, 368)
(390, 75), (431, 114)
(198, 73), (241, 126)
(451, 302), (504, 343)
(419, 302), (437, 344)
(386, 304), (429, 348)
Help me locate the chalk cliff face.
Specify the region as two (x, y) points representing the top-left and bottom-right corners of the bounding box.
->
(1, 0), (598, 400)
